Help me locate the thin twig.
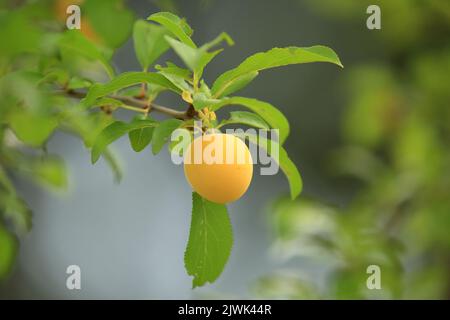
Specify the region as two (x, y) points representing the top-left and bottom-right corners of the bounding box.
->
(61, 90), (193, 120)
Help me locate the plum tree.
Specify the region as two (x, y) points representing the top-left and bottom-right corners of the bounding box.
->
(0, 3), (342, 287)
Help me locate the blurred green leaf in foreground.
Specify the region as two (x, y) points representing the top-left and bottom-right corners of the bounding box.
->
(257, 0), (450, 300)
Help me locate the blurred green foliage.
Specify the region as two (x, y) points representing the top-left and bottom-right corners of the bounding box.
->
(258, 0), (450, 299)
(0, 0), (133, 280)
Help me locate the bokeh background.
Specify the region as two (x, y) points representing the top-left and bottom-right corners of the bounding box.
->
(1, 0), (449, 299)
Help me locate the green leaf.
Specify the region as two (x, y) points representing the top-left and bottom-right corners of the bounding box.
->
(147, 12), (196, 48)
(32, 157), (68, 189)
(91, 121), (129, 164)
(8, 112), (58, 147)
(164, 36), (220, 78)
(184, 192), (233, 288)
(219, 111), (270, 130)
(128, 117), (156, 152)
(164, 32), (234, 80)
(278, 151), (303, 200)
(0, 11), (41, 58)
(61, 109), (123, 182)
(91, 119), (157, 163)
(82, 72), (180, 106)
(133, 20), (170, 71)
(192, 92), (221, 110)
(0, 225), (17, 279)
(62, 106), (114, 148)
(0, 166), (32, 234)
(59, 30), (115, 79)
(211, 46), (343, 98)
(39, 69), (70, 87)
(0, 166), (15, 194)
(152, 118), (183, 155)
(157, 62), (192, 79)
(211, 96), (290, 144)
(194, 49), (223, 79)
(201, 32), (234, 51)
(215, 71), (258, 98)
(103, 149), (123, 183)
(94, 97), (125, 109)
(0, 71), (47, 113)
(0, 195), (32, 234)
(84, 0), (134, 48)
(156, 62), (192, 92)
(199, 80), (212, 96)
(67, 77), (93, 90)
(246, 134), (302, 199)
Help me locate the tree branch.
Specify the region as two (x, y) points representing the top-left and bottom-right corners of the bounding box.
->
(61, 90), (193, 120)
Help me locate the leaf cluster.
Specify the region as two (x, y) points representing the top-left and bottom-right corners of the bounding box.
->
(0, 2), (342, 286)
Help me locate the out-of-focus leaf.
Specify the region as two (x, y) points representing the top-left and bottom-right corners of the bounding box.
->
(212, 46), (343, 98)
(31, 157), (68, 190)
(147, 11), (195, 48)
(407, 200), (450, 250)
(331, 268), (367, 299)
(0, 225), (17, 279)
(253, 273), (321, 299)
(0, 166), (14, 194)
(152, 118), (183, 155)
(404, 265), (448, 299)
(133, 20), (170, 71)
(94, 97), (125, 109)
(393, 114), (442, 182)
(0, 166), (32, 234)
(91, 119), (157, 163)
(8, 112), (58, 147)
(60, 106), (113, 148)
(277, 199), (334, 241)
(39, 68), (70, 87)
(1, 194), (32, 234)
(59, 30), (115, 78)
(184, 192), (233, 288)
(0, 11), (41, 58)
(84, 0), (134, 49)
(103, 149), (123, 183)
(343, 66), (403, 148)
(329, 146), (385, 182)
(0, 71), (51, 113)
(67, 77), (93, 90)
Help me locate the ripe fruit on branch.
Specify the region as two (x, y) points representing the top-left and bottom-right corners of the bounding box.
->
(184, 133), (253, 204)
